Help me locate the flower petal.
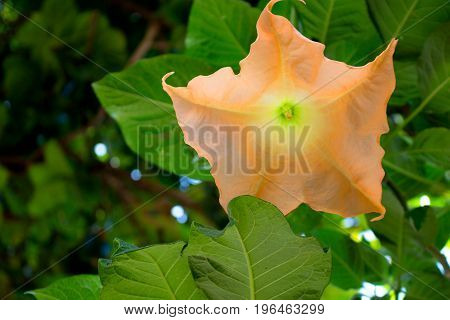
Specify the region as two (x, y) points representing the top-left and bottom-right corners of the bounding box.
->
(303, 40), (398, 219)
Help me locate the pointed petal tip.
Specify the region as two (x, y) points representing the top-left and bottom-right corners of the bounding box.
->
(388, 38), (399, 50)
(370, 214), (385, 222)
(370, 207), (386, 222)
(265, 0), (305, 11)
(366, 38), (397, 70)
(380, 39), (398, 59)
(162, 72), (175, 86)
(265, 0), (281, 10)
(162, 72), (176, 95)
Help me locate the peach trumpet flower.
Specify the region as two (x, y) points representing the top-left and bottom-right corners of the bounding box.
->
(163, 0), (397, 220)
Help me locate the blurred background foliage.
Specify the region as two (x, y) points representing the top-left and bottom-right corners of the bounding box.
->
(0, 0), (449, 300)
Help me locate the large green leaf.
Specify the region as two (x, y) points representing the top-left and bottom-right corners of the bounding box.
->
(93, 54), (214, 181)
(260, 0), (383, 66)
(418, 23), (450, 113)
(368, 0), (450, 56)
(99, 239), (206, 300)
(390, 60), (421, 106)
(185, 196), (331, 300)
(297, 0), (382, 65)
(383, 128), (449, 198)
(314, 228), (389, 290)
(27, 275), (101, 300)
(185, 0), (260, 68)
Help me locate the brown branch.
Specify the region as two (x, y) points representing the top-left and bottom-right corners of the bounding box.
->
(152, 40), (171, 53)
(84, 10), (100, 56)
(127, 21), (160, 66)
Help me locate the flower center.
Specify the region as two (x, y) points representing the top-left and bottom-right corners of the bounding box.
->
(278, 101), (300, 124)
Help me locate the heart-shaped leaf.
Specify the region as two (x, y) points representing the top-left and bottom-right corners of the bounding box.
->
(185, 196), (331, 299)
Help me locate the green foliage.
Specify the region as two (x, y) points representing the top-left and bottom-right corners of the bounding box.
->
(12, 0), (126, 76)
(383, 128), (449, 197)
(367, 0), (450, 56)
(435, 206), (450, 249)
(186, 0), (260, 69)
(405, 271), (450, 299)
(0, 166), (9, 190)
(314, 228), (388, 290)
(390, 60), (421, 106)
(0, 0), (202, 299)
(296, 0), (383, 65)
(258, 0), (304, 22)
(99, 240), (206, 300)
(27, 275), (101, 300)
(1, 0), (449, 301)
(368, 190), (450, 299)
(98, 196), (331, 300)
(186, 196), (331, 300)
(27, 141), (75, 217)
(287, 206), (390, 292)
(93, 55), (214, 181)
(369, 190), (435, 272)
(418, 23), (450, 113)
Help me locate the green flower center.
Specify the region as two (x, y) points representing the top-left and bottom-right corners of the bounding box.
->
(278, 101), (300, 124)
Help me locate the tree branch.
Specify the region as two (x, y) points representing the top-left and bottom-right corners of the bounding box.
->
(84, 10), (100, 56)
(127, 21), (160, 66)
